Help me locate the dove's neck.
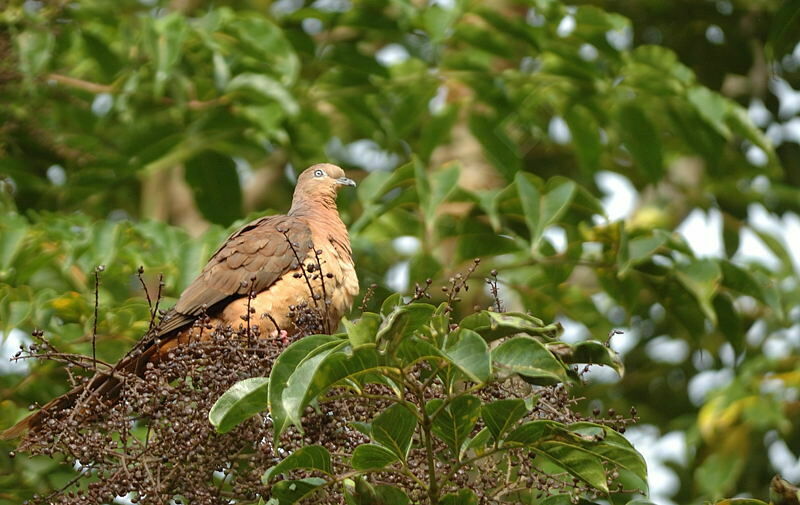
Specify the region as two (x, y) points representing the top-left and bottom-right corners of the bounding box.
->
(288, 189), (338, 218)
(288, 194), (351, 255)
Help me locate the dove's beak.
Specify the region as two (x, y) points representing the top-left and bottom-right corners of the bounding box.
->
(336, 177), (357, 187)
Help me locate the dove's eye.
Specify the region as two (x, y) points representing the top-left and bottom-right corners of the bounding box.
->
(313, 169), (325, 178)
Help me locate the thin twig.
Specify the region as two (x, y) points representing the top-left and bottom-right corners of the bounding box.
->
(246, 275), (257, 344)
(312, 248), (331, 333)
(92, 265), (104, 370)
(280, 230), (319, 308)
(46, 73), (229, 110)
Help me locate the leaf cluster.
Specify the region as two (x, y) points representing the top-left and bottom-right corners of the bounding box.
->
(211, 299), (641, 505)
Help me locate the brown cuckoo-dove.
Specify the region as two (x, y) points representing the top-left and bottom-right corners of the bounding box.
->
(2, 163), (358, 440)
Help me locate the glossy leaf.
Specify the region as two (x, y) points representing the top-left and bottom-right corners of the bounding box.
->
(459, 311), (561, 343)
(505, 421), (609, 493)
(350, 443), (399, 470)
(343, 312), (382, 349)
(675, 259), (722, 325)
(262, 445), (332, 483)
(425, 395), (481, 457)
(285, 345), (391, 429)
(269, 335), (341, 442)
(492, 336), (568, 383)
(347, 478), (411, 505)
(481, 399), (528, 441)
(569, 423), (648, 493)
(516, 173), (576, 248)
(209, 377), (269, 434)
(376, 303), (436, 354)
(547, 341), (625, 377)
(269, 477), (326, 504)
(372, 404), (417, 461)
(445, 329), (491, 383)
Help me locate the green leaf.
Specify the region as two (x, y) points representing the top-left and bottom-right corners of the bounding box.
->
(284, 344), (384, 429)
(419, 105), (460, 162)
(719, 260), (766, 303)
(185, 151), (243, 226)
(212, 51), (230, 90)
(505, 421), (609, 493)
(262, 445), (332, 483)
(481, 399), (528, 441)
(564, 105), (601, 174)
(456, 233), (520, 261)
(227, 73), (299, 116)
(228, 16), (299, 85)
(459, 311), (561, 343)
(209, 377), (269, 434)
(675, 259), (722, 325)
(396, 336), (450, 366)
(351, 444), (399, 470)
(696, 450), (744, 499)
(425, 395), (481, 458)
(618, 232), (667, 277)
(372, 484), (410, 505)
(372, 404), (418, 461)
(767, 0), (800, 60)
(714, 293), (743, 354)
(0, 214), (29, 271)
(726, 105), (779, 170)
(617, 103), (663, 181)
(469, 112), (522, 182)
(445, 329), (491, 383)
(343, 313), (382, 349)
(270, 477), (326, 504)
(547, 341), (625, 377)
(569, 423), (648, 493)
(347, 478), (410, 505)
(269, 335), (340, 443)
(516, 173), (576, 249)
(440, 489), (478, 505)
(423, 5), (460, 43)
(539, 451), (606, 493)
(376, 303), (436, 354)
(0, 297), (32, 335)
(81, 31), (121, 81)
(424, 163), (460, 224)
(16, 30), (55, 78)
(150, 14), (188, 98)
(688, 86), (731, 138)
(492, 336), (568, 383)
(380, 293), (404, 316)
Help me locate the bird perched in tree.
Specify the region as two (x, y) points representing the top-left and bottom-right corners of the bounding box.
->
(2, 163), (358, 440)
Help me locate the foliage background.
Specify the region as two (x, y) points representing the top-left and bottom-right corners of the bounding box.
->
(1, 0), (799, 503)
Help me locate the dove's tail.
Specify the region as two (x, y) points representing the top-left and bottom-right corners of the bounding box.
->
(1, 344), (160, 441)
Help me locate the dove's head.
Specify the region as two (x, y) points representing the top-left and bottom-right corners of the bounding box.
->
(290, 163), (356, 213)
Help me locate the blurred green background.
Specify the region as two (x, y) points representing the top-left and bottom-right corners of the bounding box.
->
(1, 0), (799, 503)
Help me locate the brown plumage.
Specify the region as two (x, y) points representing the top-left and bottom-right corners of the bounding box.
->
(1, 163), (358, 440)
